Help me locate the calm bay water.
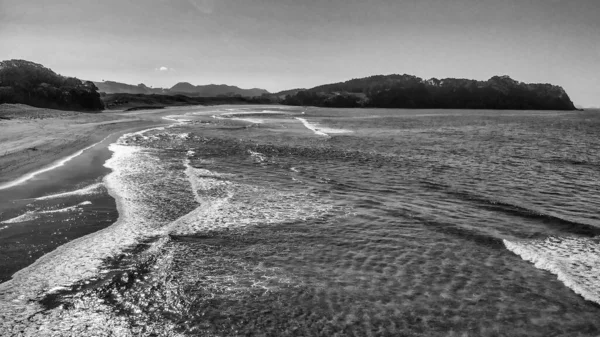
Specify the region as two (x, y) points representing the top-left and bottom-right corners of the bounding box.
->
(1, 106), (599, 336)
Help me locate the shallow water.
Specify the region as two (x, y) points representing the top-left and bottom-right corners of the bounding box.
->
(1, 106), (600, 336)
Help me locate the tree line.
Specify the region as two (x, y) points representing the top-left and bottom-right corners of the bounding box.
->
(0, 59), (104, 111)
(281, 75), (576, 110)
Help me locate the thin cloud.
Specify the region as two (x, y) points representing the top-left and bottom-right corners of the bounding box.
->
(188, 0), (215, 14)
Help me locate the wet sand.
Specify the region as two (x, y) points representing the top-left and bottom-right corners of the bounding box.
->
(0, 104), (185, 282)
(0, 104), (161, 187)
(0, 104), (282, 282)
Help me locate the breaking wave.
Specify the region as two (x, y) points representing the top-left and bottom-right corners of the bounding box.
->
(0, 118), (346, 334)
(1, 211), (38, 224)
(504, 236), (600, 305)
(165, 160), (338, 235)
(295, 117), (352, 137)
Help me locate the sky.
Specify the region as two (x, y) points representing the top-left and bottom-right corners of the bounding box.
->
(1, 0), (599, 107)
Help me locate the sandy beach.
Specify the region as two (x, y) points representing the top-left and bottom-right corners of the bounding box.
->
(0, 104), (166, 187)
(0, 103), (186, 282)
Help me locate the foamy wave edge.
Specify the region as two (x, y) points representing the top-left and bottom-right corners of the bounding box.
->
(295, 117), (352, 137)
(503, 238), (600, 305)
(0, 126), (166, 300)
(34, 183), (103, 200)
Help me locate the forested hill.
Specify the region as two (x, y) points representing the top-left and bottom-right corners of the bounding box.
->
(281, 74), (577, 110)
(0, 60), (104, 111)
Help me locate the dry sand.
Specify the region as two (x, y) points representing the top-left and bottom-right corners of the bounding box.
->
(0, 104), (164, 185)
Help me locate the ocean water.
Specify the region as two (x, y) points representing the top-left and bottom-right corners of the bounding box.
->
(1, 106), (600, 336)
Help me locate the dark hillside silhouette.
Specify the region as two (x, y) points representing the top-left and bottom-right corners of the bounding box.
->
(0, 59), (104, 111)
(281, 74), (576, 110)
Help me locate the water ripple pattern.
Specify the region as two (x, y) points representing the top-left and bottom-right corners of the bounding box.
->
(1, 107), (600, 336)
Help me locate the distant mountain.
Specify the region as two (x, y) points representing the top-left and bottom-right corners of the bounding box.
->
(273, 88), (305, 99)
(0, 59), (104, 111)
(94, 81), (167, 95)
(169, 82), (269, 97)
(95, 80), (269, 97)
(281, 74), (576, 110)
(169, 82), (197, 93)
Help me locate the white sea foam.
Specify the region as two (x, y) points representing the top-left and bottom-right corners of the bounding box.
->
(1, 211), (38, 224)
(40, 203), (85, 214)
(504, 237), (600, 305)
(0, 121), (198, 333)
(221, 110), (284, 116)
(295, 117), (352, 137)
(0, 134), (112, 191)
(295, 117), (328, 136)
(211, 114), (263, 124)
(162, 115), (191, 124)
(0, 121), (181, 300)
(126, 115), (191, 141)
(34, 183), (104, 200)
(1, 201), (93, 224)
(248, 150), (267, 162)
(0, 145), (155, 302)
(232, 117), (264, 124)
(122, 126), (166, 143)
(213, 108), (297, 124)
(0, 117), (344, 332)
(166, 160), (337, 235)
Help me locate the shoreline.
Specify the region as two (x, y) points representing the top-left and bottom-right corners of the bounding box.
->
(1, 104), (268, 290)
(0, 117), (183, 311)
(0, 121), (162, 191)
(0, 117), (174, 285)
(0, 104), (173, 188)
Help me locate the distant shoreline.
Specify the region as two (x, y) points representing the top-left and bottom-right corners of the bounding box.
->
(102, 93), (273, 111)
(124, 106), (165, 112)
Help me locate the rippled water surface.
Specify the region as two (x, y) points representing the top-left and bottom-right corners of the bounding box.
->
(1, 106), (600, 336)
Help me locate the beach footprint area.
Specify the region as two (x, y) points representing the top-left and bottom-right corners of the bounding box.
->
(1, 106), (600, 336)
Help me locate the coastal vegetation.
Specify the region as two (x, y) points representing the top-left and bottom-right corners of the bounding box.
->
(280, 74), (577, 110)
(0, 60), (104, 111)
(102, 93), (273, 110)
(0, 60), (578, 112)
